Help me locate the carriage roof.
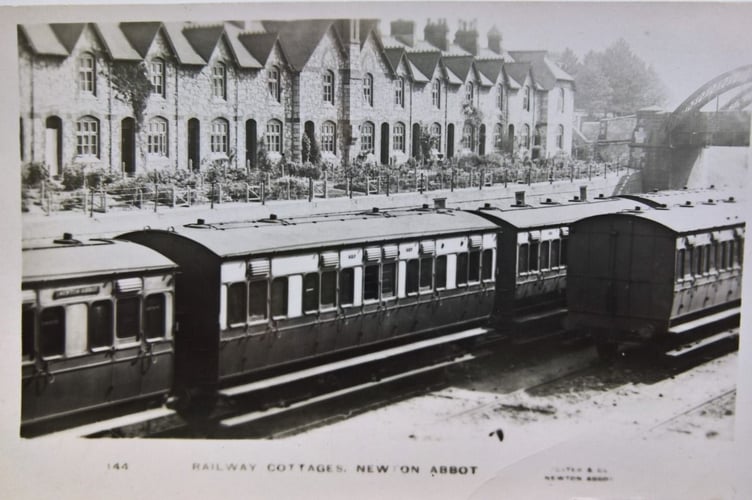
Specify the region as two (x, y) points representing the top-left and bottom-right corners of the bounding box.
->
(618, 187), (741, 208)
(120, 209), (499, 258)
(22, 239), (178, 284)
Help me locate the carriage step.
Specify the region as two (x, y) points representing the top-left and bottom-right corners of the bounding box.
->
(665, 330), (739, 357)
(668, 307), (740, 335)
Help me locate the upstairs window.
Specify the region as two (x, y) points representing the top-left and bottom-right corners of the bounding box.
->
(363, 73), (373, 107)
(268, 66), (280, 102)
(76, 116), (99, 157)
(150, 58), (165, 97)
(432, 79), (441, 108)
(213, 63), (227, 100)
(79, 53), (96, 94)
(522, 124), (531, 149)
(465, 81), (474, 102)
(559, 87), (566, 113)
(147, 117), (168, 156)
(266, 120), (282, 153)
(496, 84), (504, 110)
(394, 77), (404, 107)
(523, 85), (530, 111)
(321, 121), (336, 154)
(323, 70), (334, 104)
(556, 125), (564, 149)
(211, 118), (229, 154)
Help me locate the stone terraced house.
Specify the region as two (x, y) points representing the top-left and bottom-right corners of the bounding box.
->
(18, 18), (574, 176)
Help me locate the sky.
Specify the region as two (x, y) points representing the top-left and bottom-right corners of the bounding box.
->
(378, 2), (752, 109)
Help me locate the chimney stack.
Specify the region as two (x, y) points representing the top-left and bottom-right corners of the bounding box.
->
(424, 18), (449, 51)
(487, 25), (502, 54)
(454, 19), (479, 56)
(390, 19), (415, 47)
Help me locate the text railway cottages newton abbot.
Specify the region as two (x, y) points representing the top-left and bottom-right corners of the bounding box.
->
(18, 19), (574, 177)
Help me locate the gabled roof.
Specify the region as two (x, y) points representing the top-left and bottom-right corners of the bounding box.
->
(238, 32), (280, 66)
(442, 63), (463, 85)
(266, 20), (341, 71)
(181, 24), (226, 62)
(119, 22), (162, 58)
(508, 50), (573, 90)
(406, 51), (441, 81)
(222, 23), (263, 68)
(502, 66), (520, 90)
(49, 23), (85, 53)
(380, 35), (405, 50)
(504, 61), (532, 87)
(442, 55), (474, 82)
(93, 24), (142, 61)
(383, 47), (405, 74)
(441, 43), (471, 57)
(18, 24), (68, 56)
(406, 59), (429, 82)
(475, 59), (503, 85)
(162, 23), (206, 65)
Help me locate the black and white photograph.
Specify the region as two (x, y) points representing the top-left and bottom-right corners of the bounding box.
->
(2, 1), (752, 498)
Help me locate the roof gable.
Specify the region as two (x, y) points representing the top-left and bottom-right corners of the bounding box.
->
(162, 23), (205, 65)
(93, 24), (141, 61)
(49, 23), (86, 53)
(119, 22), (162, 58)
(18, 24), (68, 56)
(475, 59), (503, 85)
(238, 32), (279, 66)
(504, 62), (532, 87)
(268, 20), (341, 71)
(222, 23), (262, 68)
(182, 24), (225, 62)
(383, 47), (404, 74)
(406, 51), (441, 82)
(508, 50), (573, 90)
(442, 55), (474, 82)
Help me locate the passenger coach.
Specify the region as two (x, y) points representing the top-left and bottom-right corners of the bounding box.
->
(567, 200), (745, 356)
(21, 236), (177, 427)
(119, 208), (499, 400)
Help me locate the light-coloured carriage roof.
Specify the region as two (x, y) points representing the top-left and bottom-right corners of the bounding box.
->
(23, 239), (177, 284)
(618, 187), (741, 208)
(127, 209), (499, 258)
(471, 198), (641, 230)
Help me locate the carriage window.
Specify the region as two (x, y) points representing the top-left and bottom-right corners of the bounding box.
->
(382, 262), (396, 298)
(481, 249), (493, 281)
(364, 264), (380, 301)
(117, 296), (141, 339)
(420, 256), (433, 290)
(551, 239), (561, 267)
(456, 253), (469, 286)
(529, 242), (540, 271)
(435, 256), (447, 289)
(703, 245), (711, 273)
(226, 283), (247, 326)
(321, 271), (337, 308)
(560, 238), (568, 267)
(731, 240), (739, 267)
(406, 260), (419, 294)
(468, 250), (481, 282)
(271, 278), (288, 317)
(248, 280), (268, 320)
(685, 247), (693, 276)
(709, 242), (717, 271)
(22, 304), (35, 359)
(339, 268), (355, 306)
(676, 249), (685, 281)
(692, 246), (701, 275)
(738, 238), (744, 265)
(518, 244), (529, 275)
(40, 306), (65, 357)
(303, 273), (320, 313)
(540, 241), (550, 270)
(89, 300), (113, 349)
(720, 242), (728, 269)
(144, 294), (166, 339)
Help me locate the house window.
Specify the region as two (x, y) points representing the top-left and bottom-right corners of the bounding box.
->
(211, 118), (229, 154)
(147, 117), (168, 156)
(361, 122), (374, 153)
(393, 122), (405, 152)
(150, 58), (165, 97)
(213, 63), (226, 99)
(266, 120), (282, 153)
(76, 116), (99, 157)
(321, 121), (336, 154)
(363, 73), (373, 106)
(523, 85), (530, 111)
(497, 84), (504, 110)
(431, 123), (441, 152)
(559, 87), (566, 113)
(466, 81), (474, 102)
(79, 53), (96, 94)
(463, 123), (475, 151)
(323, 70), (334, 104)
(268, 66), (280, 102)
(394, 77), (404, 107)
(493, 123), (503, 150)
(432, 79), (441, 108)
(556, 124), (564, 149)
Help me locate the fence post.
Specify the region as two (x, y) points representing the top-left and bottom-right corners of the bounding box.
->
(89, 188), (94, 217)
(419, 173), (424, 194)
(450, 167), (455, 192)
(348, 172), (353, 199)
(287, 177), (291, 200)
(365, 177), (369, 197)
(324, 170), (328, 199)
(386, 172), (390, 196)
(308, 177), (313, 202)
(261, 181), (266, 205)
(101, 189), (107, 213)
(154, 180), (158, 213)
(172, 185), (176, 207)
(210, 182), (215, 209)
(479, 170), (484, 190)
(395, 172), (400, 193)
(47, 189), (52, 215)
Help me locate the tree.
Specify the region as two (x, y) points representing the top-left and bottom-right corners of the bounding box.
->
(552, 47), (581, 78)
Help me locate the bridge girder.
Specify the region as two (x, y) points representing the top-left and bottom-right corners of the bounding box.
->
(720, 83), (752, 111)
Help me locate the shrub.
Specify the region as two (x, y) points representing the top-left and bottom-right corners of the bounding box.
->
(21, 162), (48, 187)
(62, 165), (85, 190)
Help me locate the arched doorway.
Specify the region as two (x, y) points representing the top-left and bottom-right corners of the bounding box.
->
(44, 116), (62, 177)
(188, 118), (200, 171)
(479, 124), (486, 155)
(447, 124), (455, 158)
(411, 123), (421, 159)
(245, 119), (257, 168)
(380, 122), (390, 165)
(121, 117), (136, 175)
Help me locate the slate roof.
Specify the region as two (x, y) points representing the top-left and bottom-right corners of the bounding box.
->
(406, 51), (441, 81)
(223, 23), (263, 68)
(504, 61), (531, 86)
(49, 23), (85, 53)
(94, 23), (142, 61)
(18, 24), (67, 56)
(442, 55), (474, 82)
(267, 19), (341, 71)
(238, 32), (280, 66)
(508, 50), (573, 90)
(118, 22), (162, 58)
(383, 47), (405, 73)
(181, 24), (226, 62)
(475, 59), (503, 84)
(162, 23), (205, 65)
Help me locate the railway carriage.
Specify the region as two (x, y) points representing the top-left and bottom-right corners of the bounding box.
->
(118, 208), (499, 402)
(618, 186), (741, 208)
(470, 195), (640, 339)
(567, 200), (745, 356)
(21, 236), (177, 428)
